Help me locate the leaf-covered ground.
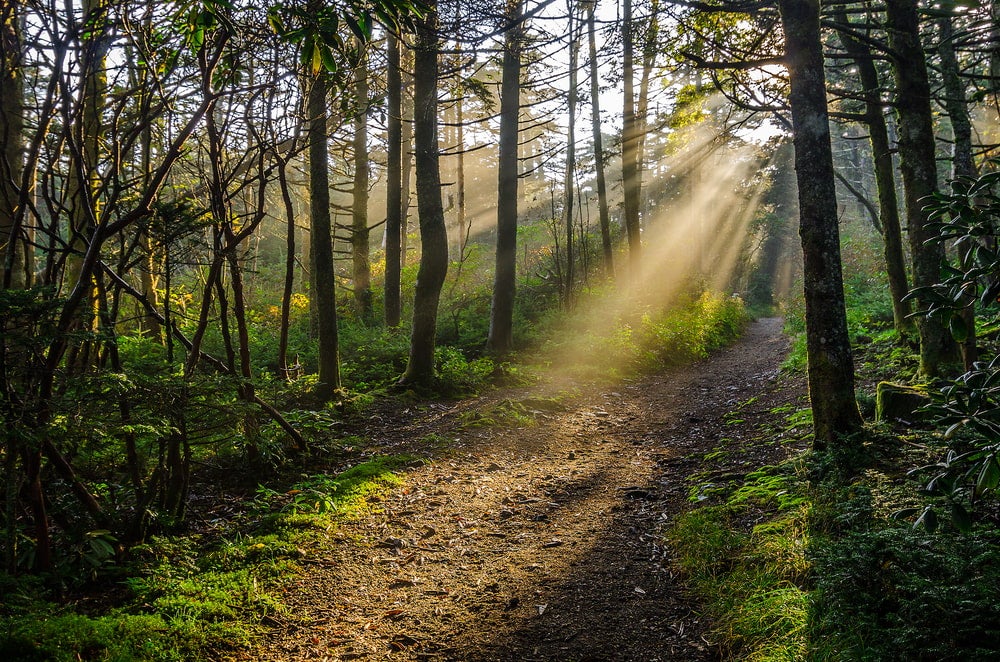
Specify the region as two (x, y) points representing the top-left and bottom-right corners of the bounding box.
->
(249, 318), (804, 661)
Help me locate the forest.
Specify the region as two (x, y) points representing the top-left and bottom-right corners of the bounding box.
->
(1, 0), (999, 659)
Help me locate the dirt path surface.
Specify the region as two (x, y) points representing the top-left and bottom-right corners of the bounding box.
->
(257, 318), (799, 661)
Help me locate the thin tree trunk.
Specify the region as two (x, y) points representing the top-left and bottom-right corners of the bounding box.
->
(352, 44), (373, 323)
(277, 158), (296, 377)
(563, 3), (578, 302)
(401, 4), (449, 385)
(622, 0), (641, 271)
(401, 47), (414, 269)
(1, 0), (28, 289)
(487, 0), (523, 356)
(834, 11), (911, 334)
(385, 32), (403, 327)
(938, 14), (978, 369)
(587, 2), (612, 276)
(778, 0), (863, 449)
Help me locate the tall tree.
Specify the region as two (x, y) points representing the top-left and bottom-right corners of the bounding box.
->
(833, 9), (910, 334)
(885, 0), (957, 377)
(0, 0), (27, 289)
(562, 0), (579, 301)
(778, 0), (863, 448)
(585, 0), (612, 275)
(487, 0), (524, 355)
(385, 31), (404, 327)
(400, 2), (448, 385)
(937, 12), (978, 368)
(621, 0), (641, 270)
(309, 68), (342, 398)
(352, 42), (373, 323)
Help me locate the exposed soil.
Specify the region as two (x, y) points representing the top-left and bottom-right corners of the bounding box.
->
(252, 317), (805, 662)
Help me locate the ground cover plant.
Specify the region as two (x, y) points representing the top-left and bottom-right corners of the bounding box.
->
(0, 456), (412, 661)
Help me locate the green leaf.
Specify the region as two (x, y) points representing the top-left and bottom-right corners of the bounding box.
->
(949, 314), (969, 342)
(914, 506), (939, 533)
(975, 454), (1000, 496)
(951, 502), (972, 533)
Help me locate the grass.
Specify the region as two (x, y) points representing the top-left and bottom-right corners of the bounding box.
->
(0, 455), (414, 662)
(668, 459), (812, 661)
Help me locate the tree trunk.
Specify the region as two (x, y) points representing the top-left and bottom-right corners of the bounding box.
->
(352, 44), (373, 323)
(487, 0), (523, 356)
(308, 70), (341, 398)
(385, 32), (403, 327)
(587, 2), (613, 276)
(622, 0), (641, 271)
(886, 0), (958, 377)
(1, 0), (28, 289)
(778, 0), (863, 450)
(277, 158), (296, 377)
(401, 46), (414, 270)
(938, 14), (978, 369)
(400, 5), (448, 386)
(834, 11), (911, 334)
(563, 2), (578, 302)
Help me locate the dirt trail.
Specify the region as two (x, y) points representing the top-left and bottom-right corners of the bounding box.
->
(256, 318), (798, 662)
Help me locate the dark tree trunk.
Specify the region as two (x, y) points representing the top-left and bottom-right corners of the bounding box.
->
(487, 0), (523, 356)
(277, 158), (296, 377)
(1, 0), (28, 289)
(563, 3), (578, 302)
(621, 0), (641, 272)
(352, 46), (373, 323)
(834, 12), (911, 334)
(886, 0), (958, 377)
(308, 70), (341, 397)
(938, 14), (978, 368)
(778, 0), (863, 449)
(385, 32), (403, 327)
(400, 5), (448, 386)
(586, 3), (612, 276)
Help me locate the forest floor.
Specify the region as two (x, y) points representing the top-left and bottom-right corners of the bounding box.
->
(251, 317), (805, 662)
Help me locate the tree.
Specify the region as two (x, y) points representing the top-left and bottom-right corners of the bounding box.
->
(385, 31), (404, 327)
(621, 0), (642, 271)
(778, 0), (862, 449)
(1, 0), (28, 289)
(585, 0), (612, 275)
(309, 67), (342, 398)
(832, 9), (910, 334)
(562, 0), (579, 301)
(885, 0), (957, 377)
(400, 2), (448, 385)
(352, 41), (373, 323)
(487, 0), (524, 355)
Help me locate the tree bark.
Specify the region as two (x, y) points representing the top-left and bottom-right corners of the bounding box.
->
(352, 44), (373, 323)
(587, 2), (613, 276)
(938, 14), (978, 369)
(308, 69), (341, 398)
(563, 2), (578, 302)
(1, 0), (28, 289)
(401, 4), (448, 386)
(834, 11), (911, 334)
(622, 0), (641, 272)
(778, 0), (863, 449)
(487, 0), (523, 356)
(385, 32), (403, 327)
(886, 0), (958, 377)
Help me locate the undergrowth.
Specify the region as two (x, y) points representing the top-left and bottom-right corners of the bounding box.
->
(0, 456), (413, 662)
